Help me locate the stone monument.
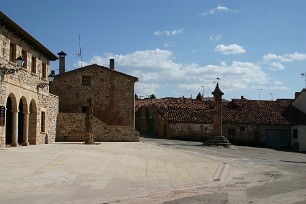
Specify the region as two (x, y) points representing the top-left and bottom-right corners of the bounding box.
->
(85, 97), (95, 144)
(204, 82), (231, 147)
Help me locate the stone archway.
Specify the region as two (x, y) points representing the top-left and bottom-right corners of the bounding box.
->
(18, 97), (29, 146)
(28, 99), (37, 145)
(5, 94), (18, 147)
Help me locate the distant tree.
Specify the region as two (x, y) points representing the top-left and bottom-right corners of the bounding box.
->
(135, 94), (139, 99)
(150, 94), (156, 99)
(196, 92), (202, 100)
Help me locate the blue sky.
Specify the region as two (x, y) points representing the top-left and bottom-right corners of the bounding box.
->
(2, 0), (306, 100)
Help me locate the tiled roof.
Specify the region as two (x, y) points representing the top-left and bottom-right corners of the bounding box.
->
(135, 97), (210, 112)
(0, 12), (57, 61)
(222, 99), (306, 125)
(136, 97), (306, 125)
(157, 106), (212, 123)
(54, 64), (138, 81)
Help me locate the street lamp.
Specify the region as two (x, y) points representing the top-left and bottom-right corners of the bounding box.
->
(0, 56), (24, 75)
(37, 70), (55, 89)
(16, 56), (24, 67)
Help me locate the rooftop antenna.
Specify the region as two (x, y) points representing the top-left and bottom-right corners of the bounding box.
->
(75, 34), (83, 67)
(201, 85), (205, 97)
(256, 87), (264, 100)
(301, 72), (306, 88)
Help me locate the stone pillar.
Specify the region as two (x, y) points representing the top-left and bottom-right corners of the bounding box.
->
(85, 97), (94, 144)
(22, 111), (29, 146)
(212, 83), (224, 136)
(11, 109), (18, 147)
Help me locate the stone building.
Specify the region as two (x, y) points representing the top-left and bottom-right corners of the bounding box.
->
(50, 59), (139, 142)
(135, 97), (213, 141)
(0, 12), (59, 148)
(136, 90), (306, 150)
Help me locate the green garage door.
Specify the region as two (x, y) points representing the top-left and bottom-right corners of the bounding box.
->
(265, 129), (288, 148)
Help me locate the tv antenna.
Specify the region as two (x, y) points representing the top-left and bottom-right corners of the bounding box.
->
(75, 34), (83, 67)
(301, 72), (306, 88)
(256, 87), (264, 100)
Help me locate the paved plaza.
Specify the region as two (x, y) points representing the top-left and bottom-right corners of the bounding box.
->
(0, 141), (224, 204)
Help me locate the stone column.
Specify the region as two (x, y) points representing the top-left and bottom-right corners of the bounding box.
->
(22, 111), (29, 146)
(212, 83), (224, 136)
(11, 109), (18, 147)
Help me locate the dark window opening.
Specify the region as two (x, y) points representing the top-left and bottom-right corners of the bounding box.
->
(42, 63), (47, 79)
(82, 76), (91, 86)
(293, 129), (298, 139)
(10, 43), (16, 63)
(22, 50), (27, 68)
(82, 106), (88, 113)
(31, 57), (36, 73)
(41, 112), (45, 133)
(240, 127), (245, 131)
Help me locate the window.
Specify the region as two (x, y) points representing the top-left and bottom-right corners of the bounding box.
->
(22, 50), (27, 69)
(42, 63), (47, 79)
(240, 127), (246, 131)
(82, 76), (91, 86)
(41, 112), (45, 132)
(31, 56), (36, 73)
(82, 106), (88, 113)
(9, 42), (16, 63)
(293, 129), (298, 139)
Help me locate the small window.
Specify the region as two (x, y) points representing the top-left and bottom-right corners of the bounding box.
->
(293, 129), (298, 139)
(41, 111), (45, 132)
(240, 127), (245, 131)
(31, 57), (36, 73)
(82, 106), (88, 113)
(9, 43), (16, 63)
(42, 63), (47, 79)
(82, 76), (91, 86)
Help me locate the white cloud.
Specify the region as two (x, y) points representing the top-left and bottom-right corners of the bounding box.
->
(269, 62), (285, 70)
(201, 5), (239, 16)
(85, 49), (274, 98)
(209, 35), (222, 41)
(215, 44), (246, 55)
(263, 52), (306, 63)
(153, 29), (184, 36)
(263, 52), (306, 70)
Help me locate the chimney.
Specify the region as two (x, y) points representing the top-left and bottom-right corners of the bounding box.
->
(58, 51), (67, 74)
(295, 92), (300, 99)
(110, 59), (114, 70)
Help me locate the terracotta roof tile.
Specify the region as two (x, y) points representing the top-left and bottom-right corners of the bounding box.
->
(136, 97), (306, 125)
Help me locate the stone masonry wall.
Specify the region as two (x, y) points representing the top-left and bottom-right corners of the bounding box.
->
(56, 113), (139, 142)
(0, 28), (56, 147)
(47, 94), (59, 143)
(50, 65), (136, 126)
(168, 123), (213, 141)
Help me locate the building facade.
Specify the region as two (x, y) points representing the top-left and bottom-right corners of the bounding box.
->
(136, 91), (306, 150)
(0, 12), (59, 148)
(50, 62), (139, 142)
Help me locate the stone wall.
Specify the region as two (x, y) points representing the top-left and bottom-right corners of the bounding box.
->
(0, 27), (57, 148)
(56, 113), (139, 142)
(223, 123), (291, 146)
(50, 65), (137, 127)
(47, 94), (59, 143)
(167, 123), (213, 141)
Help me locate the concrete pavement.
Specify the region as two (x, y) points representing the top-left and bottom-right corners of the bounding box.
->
(0, 141), (224, 204)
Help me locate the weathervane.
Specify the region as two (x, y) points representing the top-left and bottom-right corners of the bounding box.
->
(301, 72), (306, 88)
